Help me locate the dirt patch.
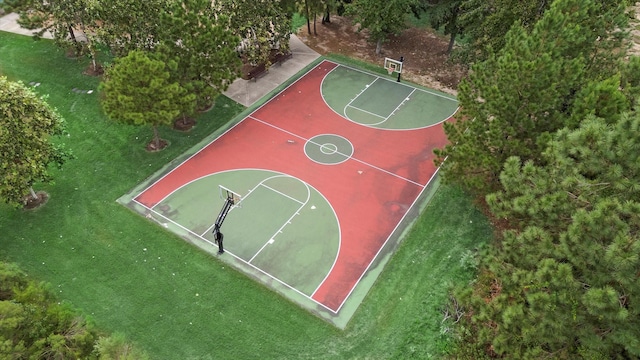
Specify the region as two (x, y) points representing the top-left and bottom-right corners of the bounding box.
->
(296, 16), (466, 95)
(146, 139), (169, 152)
(173, 117), (196, 132)
(83, 63), (104, 76)
(23, 191), (49, 210)
(629, 3), (640, 56)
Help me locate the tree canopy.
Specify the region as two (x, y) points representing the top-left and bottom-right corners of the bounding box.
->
(457, 114), (640, 358)
(100, 51), (194, 150)
(157, 0), (242, 112)
(92, 0), (170, 56)
(439, 1), (640, 357)
(0, 76), (71, 208)
(16, 0), (97, 59)
(434, 0), (630, 197)
(455, 0), (634, 63)
(216, 0), (292, 68)
(0, 261), (149, 359)
(345, 0), (417, 54)
(413, 0), (463, 55)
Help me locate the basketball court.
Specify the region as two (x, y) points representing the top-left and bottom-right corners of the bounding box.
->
(118, 59), (458, 328)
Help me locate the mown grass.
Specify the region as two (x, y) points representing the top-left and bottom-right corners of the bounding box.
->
(0, 31), (492, 359)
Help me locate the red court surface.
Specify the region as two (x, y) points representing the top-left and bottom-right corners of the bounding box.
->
(133, 60), (453, 315)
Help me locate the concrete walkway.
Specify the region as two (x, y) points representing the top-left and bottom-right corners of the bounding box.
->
(0, 12), (320, 107)
(0, 12), (53, 38)
(223, 35), (321, 106)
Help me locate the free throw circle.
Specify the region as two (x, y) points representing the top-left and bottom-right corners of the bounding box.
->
(304, 134), (354, 165)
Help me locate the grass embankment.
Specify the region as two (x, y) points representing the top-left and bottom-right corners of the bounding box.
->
(0, 31), (492, 359)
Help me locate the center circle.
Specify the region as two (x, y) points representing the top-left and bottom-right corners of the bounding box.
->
(320, 143), (338, 155)
(304, 134), (354, 165)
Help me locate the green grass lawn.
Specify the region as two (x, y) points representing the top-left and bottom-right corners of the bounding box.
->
(0, 31), (492, 359)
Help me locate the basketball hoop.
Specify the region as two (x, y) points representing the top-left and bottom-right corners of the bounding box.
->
(387, 67), (394, 75)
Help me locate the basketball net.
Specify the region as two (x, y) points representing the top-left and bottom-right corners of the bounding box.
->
(387, 67), (394, 75)
(232, 194), (242, 208)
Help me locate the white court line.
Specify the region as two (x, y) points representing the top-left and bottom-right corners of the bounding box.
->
(134, 199), (217, 248)
(385, 88), (416, 121)
(343, 78), (379, 118)
(136, 195), (341, 314)
(345, 104), (386, 119)
(249, 115), (425, 188)
(320, 60), (458, 131)
(131, 60), (325, 202)
(248, 179), (310, 263)
(259, 183), (305, 205)
(327, 60), (458, 102)
(349, 88), (418, 127)
(332, 165), (444, 313)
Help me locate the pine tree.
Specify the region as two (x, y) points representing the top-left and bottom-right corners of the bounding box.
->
(434, 0), (629, 197)
(92, 0), (170, 56)
(456, 0), (633, 63)
(100, 51), (195, 151)
(457, 114), (640, 358)
(417, 0), (463, 55)
(157, 0), (242, 113)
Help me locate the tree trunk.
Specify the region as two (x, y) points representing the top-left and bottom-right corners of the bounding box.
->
(80, 24), (98, 72)
(322, 6), (330, 24)
(153, 125), (160, 149)
(447, 11), (459, 55)
(305, 0), (311, 35)
(29, 187), (38, 200)
(313, 13), (317, 36)
(447, 28), (457, 55)
(68, 25), (81, 56)
(375, 39), (383, 55)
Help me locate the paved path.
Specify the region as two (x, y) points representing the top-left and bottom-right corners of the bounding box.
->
(0, 12), (320, 107)
(223, 35), (321, 106)
(0, 12), (53, 38)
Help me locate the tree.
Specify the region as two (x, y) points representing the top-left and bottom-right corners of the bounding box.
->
(296, 0), (331, 35)
(94, 333), (150, 360)
(455, 0), (549, 63)
(455, 0), (634, 63)
(414, 0), (463, 55)
(434, 0), (630, 197)
(345, 0), (416, 54)
(157, 0), (242, 114)
(92, 0), (170, 56)
(0, 77), (71, 209)
(16, 0), (100, 67)
(216, 0), (292, 69)
(100, 51), (195, 151)
(0, 262), (98, 358)
(0, 261), (149, 359)
(454, 114), (640, 358)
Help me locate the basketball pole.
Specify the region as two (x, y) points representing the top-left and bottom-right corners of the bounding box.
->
(397, 56), (404, 82)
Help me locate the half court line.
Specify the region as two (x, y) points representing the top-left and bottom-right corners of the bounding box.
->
(248, 115), (426, 187)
